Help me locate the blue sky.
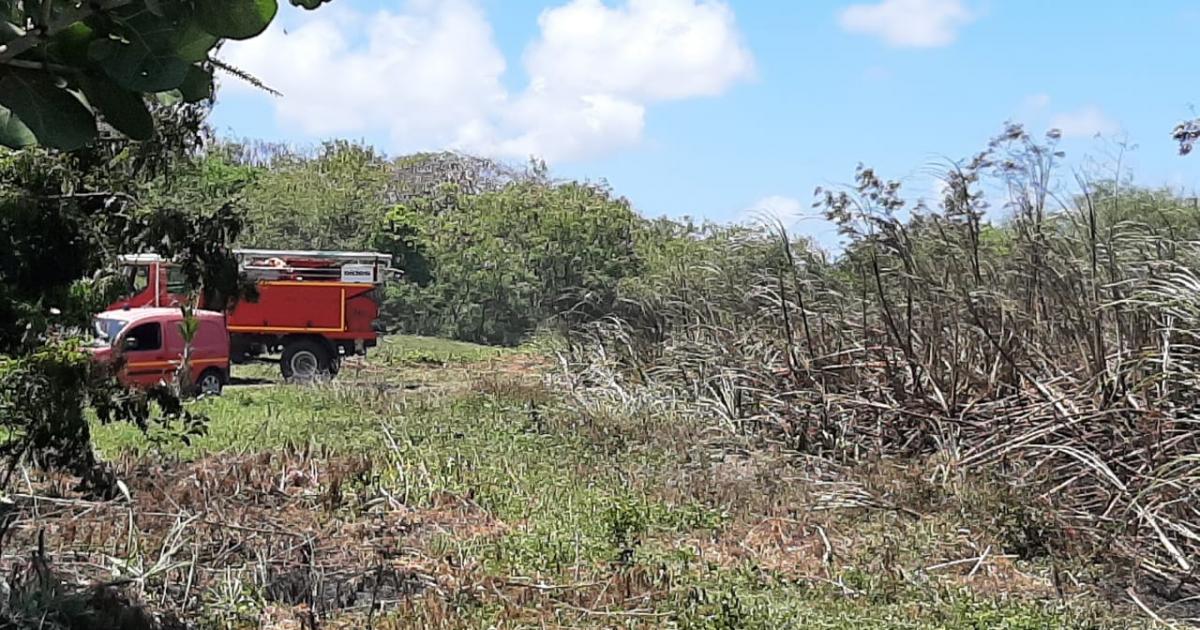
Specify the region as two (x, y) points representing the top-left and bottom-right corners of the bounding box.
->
(209, 0), (1200, 247)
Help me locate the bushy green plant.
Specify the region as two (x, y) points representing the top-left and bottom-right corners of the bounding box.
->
(379, 179), (643, 345)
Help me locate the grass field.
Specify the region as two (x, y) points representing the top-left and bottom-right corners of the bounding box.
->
(28, 336), (1146, 627)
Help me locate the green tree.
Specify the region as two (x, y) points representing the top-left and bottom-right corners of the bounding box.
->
(382, 180), (643, 345)
(238, 140), (394, 250)
(0, 0), (324, 149)
(0, 100), (253, 492)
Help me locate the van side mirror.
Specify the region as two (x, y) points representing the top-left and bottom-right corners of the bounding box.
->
(123, 337), (139, 351)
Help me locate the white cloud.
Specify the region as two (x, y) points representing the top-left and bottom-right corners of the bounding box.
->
(1021, 93), (1051, 113)
(220, 0), (754, 163)
(222, 0), (507, 150)
(525, 0), (755, 102)
(741, 195), (843, 252)
(838, 0), (974, 48)
(1049, 105), (1120, 139)
(742, 195), (804, 225)
(492, 92), (647, 163)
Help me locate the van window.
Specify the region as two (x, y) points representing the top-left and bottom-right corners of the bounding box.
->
(125, 322), (162, 351)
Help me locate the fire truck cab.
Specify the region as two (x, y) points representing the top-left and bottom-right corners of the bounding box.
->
(110, 249), (393, 381)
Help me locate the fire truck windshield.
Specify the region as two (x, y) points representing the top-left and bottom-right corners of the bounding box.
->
(123, 265), (150, 296)
(92, 317), (127, 347)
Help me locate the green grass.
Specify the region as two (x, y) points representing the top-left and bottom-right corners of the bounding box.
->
(94, 384), (391, 457)
(665, 577), (1133, 629)
(374, 334), (510, 365)
(225, 334), (511, 384)
(87, 335), (1148, 628)
(92, 337), (520, 457)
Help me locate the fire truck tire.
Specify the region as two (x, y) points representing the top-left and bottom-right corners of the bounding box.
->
(281, 339), (333, 382)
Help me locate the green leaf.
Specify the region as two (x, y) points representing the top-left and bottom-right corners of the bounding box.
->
(195, 0), (277, 40)
(0, 105), (36, 149)
(178, 65), (213, 103)
(101, 42), (190, 92)
(87, 37), (119, 62)
(0, 72), (96, 150)
(95, 9), (193, 91)
(0, 21), (23, 45)
(79, 76), (154, 141)
(290, 0), (326, 8)
(104, 6), (182, 51)
(47, 21), (95, 66)
(154, 90), (184, 106)
(176, 21), (218, 63)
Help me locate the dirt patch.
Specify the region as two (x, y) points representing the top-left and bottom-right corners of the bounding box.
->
(476, 352), (549, 378)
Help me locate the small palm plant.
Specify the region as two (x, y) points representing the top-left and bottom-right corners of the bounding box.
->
(174, 297), (200, 396)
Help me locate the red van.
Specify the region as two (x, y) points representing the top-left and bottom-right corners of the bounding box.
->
(88, 307), (231, 395)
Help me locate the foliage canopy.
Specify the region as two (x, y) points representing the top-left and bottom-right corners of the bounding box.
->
(0, 0), (321, 150)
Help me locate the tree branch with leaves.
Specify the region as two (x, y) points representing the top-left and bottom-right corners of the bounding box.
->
(0, 0), (324, 150)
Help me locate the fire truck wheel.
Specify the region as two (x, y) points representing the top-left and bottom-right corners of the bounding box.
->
(282, 339), (332, 382)
(197, 369), (225, 396)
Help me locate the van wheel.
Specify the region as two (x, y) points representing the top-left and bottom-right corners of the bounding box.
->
(281, 339), (332, 382)
(197, 368), (225, 396)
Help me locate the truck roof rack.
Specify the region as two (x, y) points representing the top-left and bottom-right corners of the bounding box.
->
(233, 249), (393, 264)
(234, 249), (394, 284)
(118, 250), (397, 284)
(118, 253), (165, 263)
(121, 251), (395, 264)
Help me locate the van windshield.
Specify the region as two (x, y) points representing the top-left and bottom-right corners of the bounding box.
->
(91, 317), (127, 347)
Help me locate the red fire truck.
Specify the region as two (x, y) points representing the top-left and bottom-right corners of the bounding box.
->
(109, 249), (394, 380)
